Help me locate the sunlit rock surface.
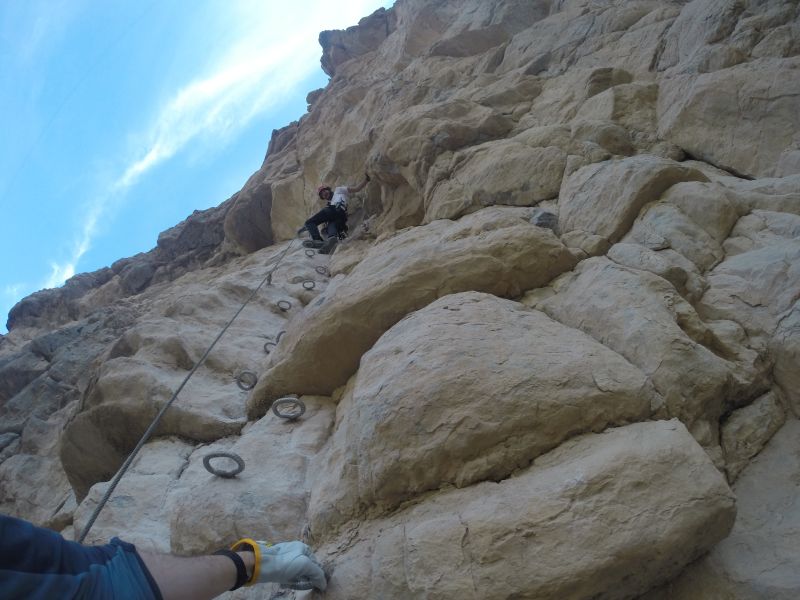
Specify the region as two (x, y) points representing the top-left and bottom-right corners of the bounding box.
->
(2, 1), (799, 598)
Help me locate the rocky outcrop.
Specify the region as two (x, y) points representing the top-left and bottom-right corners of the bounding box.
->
(6, 201), (232, 333)
(320, 8), (397, 77)
(644, 419), (800, 600)
(248, 206), (577, 415)
(2, 2), (799, 598)
(317, 420), (736, 600)
(307, 292), (655, 538)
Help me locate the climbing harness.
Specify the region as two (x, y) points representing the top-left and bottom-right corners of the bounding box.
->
(77, 239), (297, 543)
(302, 280), (316, 290)
(203, 452), (245, 478)
(272, 397), (306, 421)
(236, 371), (258, 390)
(277, 300), (292, 312)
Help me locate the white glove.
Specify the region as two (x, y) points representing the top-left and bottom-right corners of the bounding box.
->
(232, 539), (327, 591)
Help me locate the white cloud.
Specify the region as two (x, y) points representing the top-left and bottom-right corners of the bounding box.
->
(3, 283), (26, 300)
(44, 0), (386, 289)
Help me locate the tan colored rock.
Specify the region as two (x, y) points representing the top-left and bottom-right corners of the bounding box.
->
(644, 418), (800, 600)
(623, 202), (725, 272)
(540, 258), (737, 438)
(424, 141), (566, 222)
(723, 209), (800, 257)
(167, 396), (335, 555)
(698, 240), (800, 341)
(607, 243), (706, 303)
(570, 119), (634, 156)
(772, 302), (800, 417)
(320, 8), (396, 76)
(318, 420), (735, 600)
(374, 99), (514, 193)
(223, 168), (274, 254)
(72, 437), (194, 550)
(5, 2), (800, 594)
(660, 181), (741, 244)
(308, 292), (654, 538)
(558, 155), (708, 250)
(248, 207), (578, 416)
(61, 244), (327, 498)
(0, 453), (71, 526)
(0, 408), (75, 525)
(721, 390), (786, 481)
(575, 82), (658, 137)
(658, 58), (800, 178)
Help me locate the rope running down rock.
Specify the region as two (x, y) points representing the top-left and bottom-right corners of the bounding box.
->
(77, 239), (297, 543)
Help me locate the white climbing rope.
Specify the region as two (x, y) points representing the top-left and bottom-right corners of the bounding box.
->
(77, 239), (297, 543)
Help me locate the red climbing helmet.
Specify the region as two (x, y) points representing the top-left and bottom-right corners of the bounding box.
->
(317, 185), (332, 198)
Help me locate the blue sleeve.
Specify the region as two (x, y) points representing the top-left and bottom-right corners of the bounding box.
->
(0, 514), (162, 599)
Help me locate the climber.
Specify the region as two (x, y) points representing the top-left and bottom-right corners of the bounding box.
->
(0, 513), (327, 599)
(302, 172), (370, 254)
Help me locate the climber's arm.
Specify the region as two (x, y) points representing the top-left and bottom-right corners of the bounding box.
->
(347, 172), (371, 193)
(139, 550), (254, 600)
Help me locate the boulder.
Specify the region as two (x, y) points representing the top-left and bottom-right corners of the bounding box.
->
(658, 58), (800, 178)
(607, 243), (705, 303)
(248, 207), (577, 416)
(540, 257), (737, 439)
(644, 418), (800, 600)
(697, 240), (800, 341)
(317, 420), (736, 600)
(424, 141), (566, 222)
(721, 390), (786, 481)
(558, 155), (708, 250)
(308, 292), (655, 538)
(222, 173), (274, 254)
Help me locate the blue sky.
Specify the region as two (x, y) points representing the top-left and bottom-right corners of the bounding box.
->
(0, 0), (390, 333)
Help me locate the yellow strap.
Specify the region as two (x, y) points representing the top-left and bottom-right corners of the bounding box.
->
(231, 538), (270, 586)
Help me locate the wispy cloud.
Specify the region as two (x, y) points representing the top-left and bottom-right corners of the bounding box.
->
(43, 0), (384, 290)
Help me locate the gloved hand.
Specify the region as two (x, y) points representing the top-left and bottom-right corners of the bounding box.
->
(232, 539), (327, 591)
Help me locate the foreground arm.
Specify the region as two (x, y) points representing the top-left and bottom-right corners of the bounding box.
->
(142, 540), (326, 599)
(0, 514), (325, 600)
(139, 551), (254, 600)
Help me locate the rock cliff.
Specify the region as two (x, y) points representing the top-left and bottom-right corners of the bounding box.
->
(2, 1), (799, 598)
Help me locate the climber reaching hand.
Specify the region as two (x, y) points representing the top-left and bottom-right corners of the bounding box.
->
(302, 172), (371, 255)
(0, 513), (327, 599)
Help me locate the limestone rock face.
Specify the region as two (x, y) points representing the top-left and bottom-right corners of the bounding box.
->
(307, 292), (655, 538)
(73, 437), (194, 551)
(539, 257), (738, 439)
(59, 245), (329, 499)
(644, 419), (800, 600)
(558, 155), (708, 250)
(248, 207), (577, 416)
(2, 1), (799, 598)
(658, 58), (800, 179)
(424, 141), (566, 222)
(317, 420), (735, 600)
(166, 396), (334, 555)
(320, 8), (397, 77)
(721, 390), (786, 481)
